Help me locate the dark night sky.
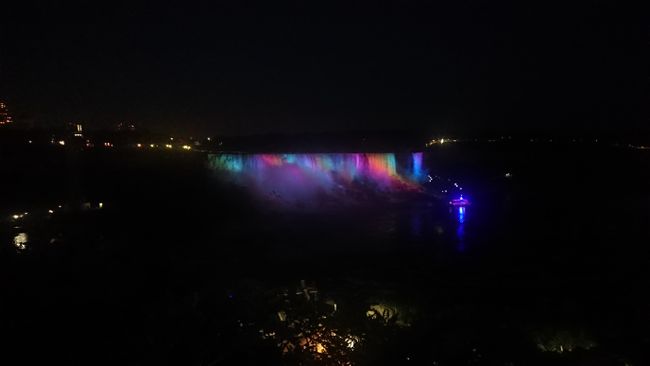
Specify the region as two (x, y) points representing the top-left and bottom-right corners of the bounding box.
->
(1, 1), (646, 135)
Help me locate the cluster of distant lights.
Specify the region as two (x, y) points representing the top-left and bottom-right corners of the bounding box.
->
(52, 139), (194, 151)
(8, 203), (104, 251)
(140, 143), (192, 150)
(9, 203), (104, 222)
(422, 136), (644, 147)
(425, 136), (515, 146)
(0, 101), (12, 125)
(425, 138), (458, 147)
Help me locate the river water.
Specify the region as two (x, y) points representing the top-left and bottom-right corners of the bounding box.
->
(1, 144), (648, 364)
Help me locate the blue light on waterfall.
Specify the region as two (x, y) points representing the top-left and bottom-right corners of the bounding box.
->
(209, 153), (418, 189)
(412, 152), (423, 179)
(207, 153), (422, 205)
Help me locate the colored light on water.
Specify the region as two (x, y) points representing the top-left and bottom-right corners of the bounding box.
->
(13, 232), (28, 250)
(456, 206), (466, 252)
(450, 195), (470, 207)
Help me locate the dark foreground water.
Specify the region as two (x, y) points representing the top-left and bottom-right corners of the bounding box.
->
(1, 144), (649, 365)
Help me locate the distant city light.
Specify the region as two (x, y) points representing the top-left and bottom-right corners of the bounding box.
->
(0, 101), (13, 125)
(48, 209), (54, 214)
(165, 144), (173, 149)
(150, 144), (156, 148)
(58, 140), (66, 146)
(136, 143), (142, 148)
(425, 137), (459, 147)
(98, 202), (103, 209)
(181, 145), (192, 150)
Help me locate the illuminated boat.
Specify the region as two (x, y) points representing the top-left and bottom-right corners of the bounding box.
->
(449, 195), (471, 207)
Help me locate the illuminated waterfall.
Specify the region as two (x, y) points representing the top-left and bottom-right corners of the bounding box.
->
(411, 152), (423, 179)
(208, 153), (425, 205)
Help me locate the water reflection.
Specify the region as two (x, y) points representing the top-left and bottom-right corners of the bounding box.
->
(458, 206), (465, 224)
(13, 232), (28, 251)
(456, 207), (466, 252)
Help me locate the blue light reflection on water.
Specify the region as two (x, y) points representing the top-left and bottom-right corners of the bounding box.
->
(456, 206), (466, 252)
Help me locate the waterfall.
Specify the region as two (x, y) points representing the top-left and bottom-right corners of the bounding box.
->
(208, 152), (425, 206)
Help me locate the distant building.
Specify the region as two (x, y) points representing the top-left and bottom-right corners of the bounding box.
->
(68, 122), (84, 138)
(0, 101), (13, 125)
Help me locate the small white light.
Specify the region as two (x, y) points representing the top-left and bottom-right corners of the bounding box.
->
(48, 209), (54, 214)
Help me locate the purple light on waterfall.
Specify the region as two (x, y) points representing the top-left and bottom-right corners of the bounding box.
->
(208, 153), (421, 206)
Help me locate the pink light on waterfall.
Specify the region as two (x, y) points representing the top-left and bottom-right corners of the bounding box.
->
(208, 153), (422, 206)
(260, 154), (284, 166)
